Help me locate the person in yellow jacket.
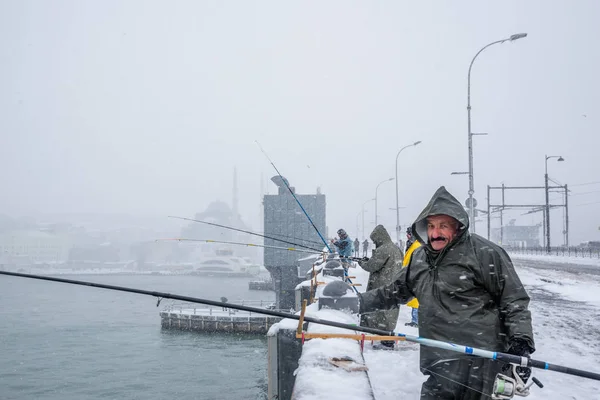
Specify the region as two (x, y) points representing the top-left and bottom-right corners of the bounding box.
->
(403, 227), (420, 327)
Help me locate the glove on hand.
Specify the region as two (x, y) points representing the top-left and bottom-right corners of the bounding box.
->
(505, 338), (533, 383)
(508, 338), (533, 357)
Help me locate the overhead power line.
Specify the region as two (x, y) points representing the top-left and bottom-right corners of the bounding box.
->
(570, 181), (600, 187)
(550, 189), (600, 201)
(568, 190), (600, 197)
(572, 200), (600, 208)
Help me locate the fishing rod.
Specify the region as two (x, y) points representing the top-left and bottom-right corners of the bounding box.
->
(255, 141), (360, 294)
(2, 270), (599, 386)
(255, 141), (332, 253)
(168, 215), (325, 251)
(160, 237), (360, 268)
(156, 238), (322, 255)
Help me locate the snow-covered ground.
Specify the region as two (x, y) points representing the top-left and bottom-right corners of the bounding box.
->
(286, 257), (600, 399)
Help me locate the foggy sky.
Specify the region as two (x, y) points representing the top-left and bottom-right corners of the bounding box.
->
(1, 1), (598, 245)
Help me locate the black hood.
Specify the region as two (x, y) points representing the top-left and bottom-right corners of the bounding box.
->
(411, 186), (469, 248)
(369, 224), (392, 247)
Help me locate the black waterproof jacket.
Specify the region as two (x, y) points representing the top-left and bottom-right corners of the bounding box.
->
(360, 187), (534, 370)
(358, 225), (404, 331)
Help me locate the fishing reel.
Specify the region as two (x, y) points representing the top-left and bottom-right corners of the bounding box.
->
(492, 364), (543, 399)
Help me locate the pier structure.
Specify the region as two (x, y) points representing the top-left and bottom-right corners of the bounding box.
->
(160, 300), (280, 334)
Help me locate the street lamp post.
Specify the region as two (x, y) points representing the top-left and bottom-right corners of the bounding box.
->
(375, 178), (394, 226)
(395, 141), (422, 244)
(361, 198), (375, 240)
(544, 155), (565, 252)
(467, 32), (527, 233)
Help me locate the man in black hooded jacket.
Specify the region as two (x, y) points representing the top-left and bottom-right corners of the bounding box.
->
(360, 186), (535, 399)
(358, 225), (403, 348)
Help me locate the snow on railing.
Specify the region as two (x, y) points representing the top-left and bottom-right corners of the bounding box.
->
(163, 299), (277, 316)
(505, 246), (600, 259)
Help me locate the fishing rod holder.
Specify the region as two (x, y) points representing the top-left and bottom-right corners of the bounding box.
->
(492, 364), (540, 399)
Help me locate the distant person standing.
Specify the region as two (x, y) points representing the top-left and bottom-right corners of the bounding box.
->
(353, 238), (360, 257)
(362, 239), (369, 257)
(331, 229), (354, 267)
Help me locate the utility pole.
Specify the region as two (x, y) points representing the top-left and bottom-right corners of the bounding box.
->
(395, 141), (421, 244)
(564, 184), (569, 247)
(542, 208), (546, 248)
(487, 185), (491, 240)
(545, 155), (565, 252)
(487, 184), (568, 249)
(500, 183), (505, 244)
(544, 170), (550, 252)
(466, 33), (527, 233)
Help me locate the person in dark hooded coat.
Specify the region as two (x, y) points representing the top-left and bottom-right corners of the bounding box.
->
(360, 187), (535, 399)
(358, 225), (403, 347)
(331, 228), (354, 266)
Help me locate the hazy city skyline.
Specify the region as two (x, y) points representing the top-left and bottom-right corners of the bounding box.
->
(1, 1), (598, 245)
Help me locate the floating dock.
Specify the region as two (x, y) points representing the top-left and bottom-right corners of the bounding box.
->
(160, 301), (281, 334)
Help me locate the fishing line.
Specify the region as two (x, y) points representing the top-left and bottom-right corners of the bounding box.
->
(168, 215), (324, 250)
(255, 141), (360, 294)
(255, 140), (332, 253)
(421, 366), (493, 399)
(156, 238), (321, 254)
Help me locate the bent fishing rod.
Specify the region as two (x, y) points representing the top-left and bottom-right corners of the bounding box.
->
(255, 141), (359, 294)
(156, 238), (322, 254)
(255, 141), (332, 253)
(168, 215), (324, 251)
(2, 270), (599, 383)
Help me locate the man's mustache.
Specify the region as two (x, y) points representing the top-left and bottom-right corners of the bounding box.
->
(431, 237), (447, 242)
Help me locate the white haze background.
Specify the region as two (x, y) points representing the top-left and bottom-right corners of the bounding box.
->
(1, 1), (598, 243)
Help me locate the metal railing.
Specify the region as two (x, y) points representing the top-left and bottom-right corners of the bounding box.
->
(506, 246), (600, 259)
(163, 299), (278, 316)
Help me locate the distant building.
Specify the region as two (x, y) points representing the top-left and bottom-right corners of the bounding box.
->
(69, 242), (121, 262)
(181, 201), (239, 242)
(490, 222), (541, 248)
(180, 200), (259, 262)
(263, 180), (326, 269)
(578, 241), (600, 250)
(0, 230), (71, 264)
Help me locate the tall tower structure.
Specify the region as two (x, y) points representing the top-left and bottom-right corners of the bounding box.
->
(263, 176), (326, 309)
